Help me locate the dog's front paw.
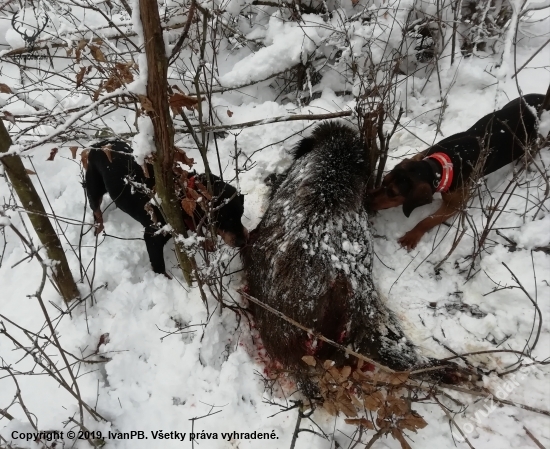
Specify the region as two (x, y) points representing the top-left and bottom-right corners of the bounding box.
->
(398, 230), (424, 250)
(93, 210), (104, 236)
(93, 222), (104, 236)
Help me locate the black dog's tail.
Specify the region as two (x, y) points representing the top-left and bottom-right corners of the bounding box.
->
(538, 85), (550, 117)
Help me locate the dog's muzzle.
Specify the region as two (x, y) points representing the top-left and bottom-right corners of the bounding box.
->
(219, 226), (249, 248)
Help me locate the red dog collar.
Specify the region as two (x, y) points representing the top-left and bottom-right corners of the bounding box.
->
(425, 152), (453, 193)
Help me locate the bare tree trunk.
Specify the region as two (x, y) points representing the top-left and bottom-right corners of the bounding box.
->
(0, 120), (80, 302)
(138, 0), (193, 285)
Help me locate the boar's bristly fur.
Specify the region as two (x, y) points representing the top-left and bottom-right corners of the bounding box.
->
(242, 121), (422, 376)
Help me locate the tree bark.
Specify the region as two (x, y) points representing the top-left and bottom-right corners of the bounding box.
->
(138, 0), (193, 285)
(0, 119), (80, 302)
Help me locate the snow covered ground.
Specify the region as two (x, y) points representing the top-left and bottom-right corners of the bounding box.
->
(1, 1), (549, 448)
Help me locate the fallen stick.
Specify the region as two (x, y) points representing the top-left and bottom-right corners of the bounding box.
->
(238, 289), (394, 373)
(197, 110), (353, 133)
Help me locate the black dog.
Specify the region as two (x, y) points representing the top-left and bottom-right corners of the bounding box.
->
(85, 140), (247, 274)
(242, 122), (423, 375)
(368, 93), (546, 249)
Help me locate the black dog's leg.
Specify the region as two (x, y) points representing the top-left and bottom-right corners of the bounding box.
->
(143, 226), (171, 274)
(121, 203), (171, 275)
(85, 163), (108, 234)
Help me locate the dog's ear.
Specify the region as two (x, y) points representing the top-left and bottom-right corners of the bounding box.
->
(410, 152), (426, 162)
(382, 170), (395, 185)
(402, 182), (433, 217)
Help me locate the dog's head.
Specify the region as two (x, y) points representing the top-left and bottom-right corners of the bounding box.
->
(367, 159), (434, 217)
(204, 175), (248, 248)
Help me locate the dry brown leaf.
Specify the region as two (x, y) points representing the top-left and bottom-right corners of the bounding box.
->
(181, 198), (196, 216)
(363, 391), (384, 411)
(97, 332), (110, 350)
(360, 382), (374, 394)
(115, 62), (134, 83)
(66, 47), (73, 57)
(186, 187), (200, 201)
(376, 416), (390, 430)
(391, 428), (412, 449)
(93, 82), (104, 102)
(176, 170), (190, 187)
(336, 386), (349, 401)
(138, 95), (155, 113)
(398, 413), (428, 432)
(69, 146), (78, 159)
(323, 400), (337, 416)
(25, 168), (36, 175)
(377, 404), (391, 421)
(77, 39), (87, 51)
(3, 111), (15, 124)
(227, 109), (233, 117)
(76, 67), (86, 88)
(387, 396), (409, 416)
(328, 366), (341, 381)
(47, 148), (58, 161)
(336, 396), (357, 417)
(89, 44), (106, 62)
(76, 39), (87, 63)
(195, 181), (212, 201)
(81, 150), (90, 170)
(0, 83), (13, 94)
(344, 418), (374, 429)
(174, 146), (194, 168)
(169, 92), (199, 110)
(323, 360), (335, 370)
(352, 370), (369, 382)
(387, 371), (410, 385)
(302, 355), (316, 367)
(340, 366), (351, 380)
(351, 394), (363, 409)
(103, 63), (134, 93)
(104, 75), (121, 93)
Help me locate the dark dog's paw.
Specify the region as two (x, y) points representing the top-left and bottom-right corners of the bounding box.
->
(398, 230), (424, 250)
(93, 209), (104, 236)
(94, 222), (104, 236)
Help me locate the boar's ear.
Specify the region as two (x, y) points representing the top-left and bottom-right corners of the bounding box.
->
(402, 182), (433, 217)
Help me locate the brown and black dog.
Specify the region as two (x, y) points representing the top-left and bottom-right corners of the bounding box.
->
(367, 93), (546, 250)
(85, 140), (248, 275)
